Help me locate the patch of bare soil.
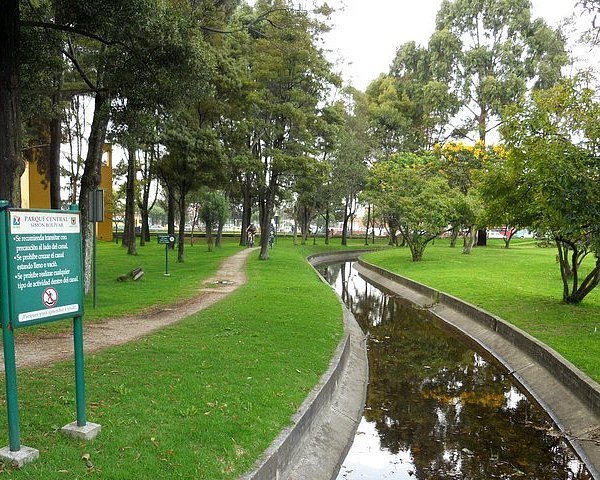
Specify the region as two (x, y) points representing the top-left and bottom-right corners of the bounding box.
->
(2, 248), (254, 371)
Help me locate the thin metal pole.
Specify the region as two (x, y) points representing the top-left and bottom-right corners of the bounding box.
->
(73, 315), (87, 426)
(0, 201), (21, 451)
(165, 244), (169, 276)
(93, 223), (97, 309)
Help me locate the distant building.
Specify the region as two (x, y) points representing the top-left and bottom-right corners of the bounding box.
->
(20, 144), (114, 242)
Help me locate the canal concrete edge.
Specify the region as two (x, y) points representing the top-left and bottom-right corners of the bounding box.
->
(239, 251), (369, 480)
(356, 258), (600, 479)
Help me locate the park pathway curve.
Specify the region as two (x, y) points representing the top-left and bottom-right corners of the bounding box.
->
(2, 247), (255, 371)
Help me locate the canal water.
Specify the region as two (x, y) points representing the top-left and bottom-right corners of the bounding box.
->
(319, 262), (591, 480)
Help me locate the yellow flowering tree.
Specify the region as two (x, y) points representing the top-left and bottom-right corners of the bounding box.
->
(431, 141), (493, 253)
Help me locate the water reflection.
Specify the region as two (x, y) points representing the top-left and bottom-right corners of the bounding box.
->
(319, 262), (590, 480)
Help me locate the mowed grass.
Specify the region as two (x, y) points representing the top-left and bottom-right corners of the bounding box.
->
(85, 237), (243, 321)
(362, 239), (600, 380)
(0, 239), (343, 478)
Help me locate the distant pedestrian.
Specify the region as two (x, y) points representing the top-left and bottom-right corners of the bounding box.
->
(246, 223), (257, 247)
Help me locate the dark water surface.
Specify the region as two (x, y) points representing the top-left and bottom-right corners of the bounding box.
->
(319, 262), (591, 480)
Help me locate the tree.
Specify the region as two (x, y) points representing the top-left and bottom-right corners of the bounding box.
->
(366, 41), (459, 156)
(158, 116), (224, 262)
(433, 0), (568, 144)
(501, 75), (600, 303)
(243, 0), (339, 259)
(431, 141), (491, 253)
(432, 0), (569, 245)
(480, 147), (533, 249)
(366, 153), (454, 261)
(0, 0), (23, 205)
(294, 157), (329, 245)
(332, 89), (371, 246)
(199, 189), (229, 251)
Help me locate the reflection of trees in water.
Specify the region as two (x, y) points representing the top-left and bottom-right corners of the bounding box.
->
(339, 264), (590, 480)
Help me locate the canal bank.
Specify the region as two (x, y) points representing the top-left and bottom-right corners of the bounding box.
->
(356, 258), (600, 479)
(240, 251), (370, 480)
(241, 249), (600, 479)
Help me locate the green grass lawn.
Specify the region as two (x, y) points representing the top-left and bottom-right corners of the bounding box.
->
(23, 237), (243, 337)
(8, 233), (596, 478)
(0, 238), (344, 478)
(86, 238), (244, 321)
(362, 238), (600, 380)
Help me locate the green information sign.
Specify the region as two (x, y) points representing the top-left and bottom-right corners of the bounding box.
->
(5, 209), (83, 328)
(0, 203), (98, 463)
(157, 234), (175, 244)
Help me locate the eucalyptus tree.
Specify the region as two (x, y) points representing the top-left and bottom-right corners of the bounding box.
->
(432, 0), (568, 144)
(501, 76), (600, 303)
(430, 0), (568, 246)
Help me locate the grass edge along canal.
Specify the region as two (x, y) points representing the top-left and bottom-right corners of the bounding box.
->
(0, 240), (343, 479)
(362, 239), (600, 382)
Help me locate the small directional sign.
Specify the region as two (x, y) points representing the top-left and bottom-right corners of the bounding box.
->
(157, 235), (175, 276)
(157, 235), (175, 245)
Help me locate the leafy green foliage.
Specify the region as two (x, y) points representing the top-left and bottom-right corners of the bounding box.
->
(366, 153), (454, 261)
(501, 75), (600, 303)
(432, 0), (568, 142)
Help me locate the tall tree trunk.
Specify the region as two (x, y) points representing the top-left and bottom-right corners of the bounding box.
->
(371, 205), (375, 244)
(177, 194), (186, 262)
(123, 146), (137, 255)
(324, 208), (330, 245)
(0, 0), (24, 206)
(341, 199), (349, 246)
(167, 189), (176, 249)
(301, 205), (309, 245)
(216, 219), (224, 247)
(450, 225), (459, 247)
(206, 223), (214, 252)
(258, 173), (277, 260)
(463, 226), (476, 254)
(79, 92), (109, 293)
(240, 174), (251, 246)
(477, 228), (487, 246)
(48, 73), (63, 209)
(364, 204), (371, 246)
(139, 149), (155, 245)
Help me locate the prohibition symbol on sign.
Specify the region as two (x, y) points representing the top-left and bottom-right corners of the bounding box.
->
(42, 287), (58, 308)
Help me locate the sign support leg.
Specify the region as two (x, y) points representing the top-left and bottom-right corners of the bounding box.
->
(164, 243), (170, 276)
(73, 315), (86, 426)
(93, 225), (97, 309)
(2, 326), (20, 452)
(61, 315), (101, 440)
(0, 201), (39, 467)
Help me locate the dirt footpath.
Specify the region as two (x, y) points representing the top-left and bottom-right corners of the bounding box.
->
(2, 248), (254, 371)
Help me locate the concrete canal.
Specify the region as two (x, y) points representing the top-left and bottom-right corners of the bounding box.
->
(320, 262), (591, 480)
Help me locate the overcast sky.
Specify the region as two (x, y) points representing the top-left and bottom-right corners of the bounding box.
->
(322, 0), (583, 90)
